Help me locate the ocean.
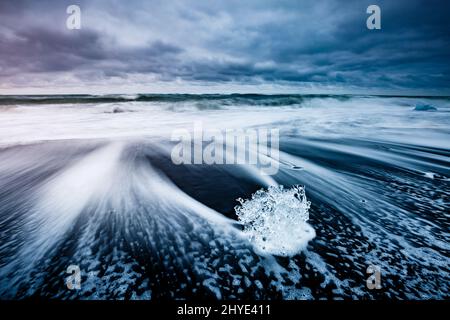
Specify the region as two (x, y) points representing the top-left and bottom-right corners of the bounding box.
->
(0, 94), (448, 299)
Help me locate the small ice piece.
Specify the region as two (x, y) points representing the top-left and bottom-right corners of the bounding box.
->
(413, 104), (437, 111)
(424, 172), (435, 179)
(235, 185), (315, 257)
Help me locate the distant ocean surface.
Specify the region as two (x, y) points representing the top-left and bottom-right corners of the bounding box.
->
(0, 94), (449, 299)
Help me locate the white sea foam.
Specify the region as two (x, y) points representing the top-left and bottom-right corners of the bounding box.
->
(0, 96), (449, 149)
(0, 95), (449, 299)
(235, 185), (315, 256)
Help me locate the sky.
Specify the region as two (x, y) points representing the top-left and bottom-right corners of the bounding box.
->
(0, 0), (449, 95)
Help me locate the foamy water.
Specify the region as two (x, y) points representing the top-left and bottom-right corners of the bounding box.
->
(0, 95), (449, 148)
(0, 94), (449, 299)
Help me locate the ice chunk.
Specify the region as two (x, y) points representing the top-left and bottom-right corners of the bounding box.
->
(235, 185), (315, 256)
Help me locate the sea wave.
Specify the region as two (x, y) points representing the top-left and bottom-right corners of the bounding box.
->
(1, 93), (449, 107)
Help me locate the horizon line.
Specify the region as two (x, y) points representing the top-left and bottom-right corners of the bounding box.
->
(0, 93), (449, 98)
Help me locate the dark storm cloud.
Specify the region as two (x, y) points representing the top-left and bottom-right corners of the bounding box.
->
(0, 0), (449, 93)
(0, 28), (105, 73)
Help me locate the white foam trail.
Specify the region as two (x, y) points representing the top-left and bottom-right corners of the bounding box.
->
(0, 144), (123, 288)
(31, 142), (123, 247)
(223, 142), (278, 187)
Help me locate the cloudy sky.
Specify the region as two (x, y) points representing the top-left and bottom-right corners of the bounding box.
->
(0, 0), (449, 94)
